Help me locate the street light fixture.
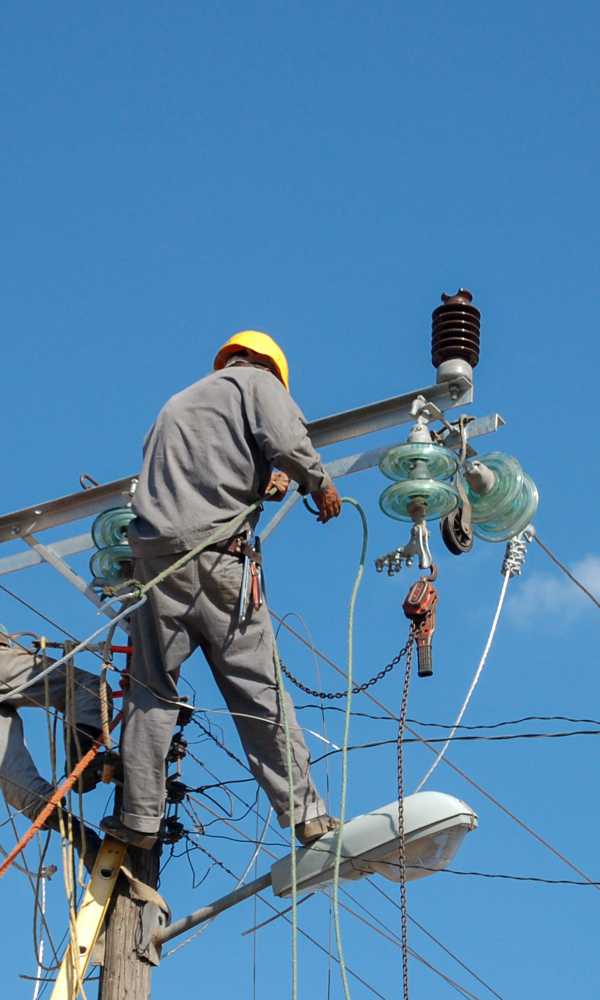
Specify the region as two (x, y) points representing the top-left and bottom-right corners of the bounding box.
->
(153, 791), (477, 953)
(271, 791), (477, 896)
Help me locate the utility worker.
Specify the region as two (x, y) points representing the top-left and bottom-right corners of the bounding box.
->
(0, 629), (107, 869)
(102, 332), (341, 849)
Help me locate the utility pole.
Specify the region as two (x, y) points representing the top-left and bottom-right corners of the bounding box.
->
(0, 290), (504, 1000)
(97, 707), (185, 999)
(98, 842), (161, 1000)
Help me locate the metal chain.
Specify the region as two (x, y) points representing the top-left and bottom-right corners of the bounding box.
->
(396, 629), (415, 1000)
(279, 640), (412, 701)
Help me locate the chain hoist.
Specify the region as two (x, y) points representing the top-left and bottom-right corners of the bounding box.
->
(402, 569), (438, 678)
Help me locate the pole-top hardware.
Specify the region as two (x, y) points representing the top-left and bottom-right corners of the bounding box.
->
(176, 701), (194, 727)
(160, 817), (185, 844)
(165, 777), (187, 805)
(166, 732), (188, 764)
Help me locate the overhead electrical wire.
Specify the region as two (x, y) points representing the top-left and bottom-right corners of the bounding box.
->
(182, 817), (389, 1000)
(0, 583), (94, 652)
(188, 726), (504, 994)
(2, 515), (597, 996)
(183, 710), (597, 1000)
(197, 828), (600, 887)
(7, 756), (598, 898)
(270, 609), (600, 890)
(310, 727), (600, 764)
(194, 786), (492, 1000)
(162, 802), (274, 960)
(295, 705), (600, 729)
(337, 894), (483, 1000)
(533, 535), (600, 611)
(367, 878), (505, 1000)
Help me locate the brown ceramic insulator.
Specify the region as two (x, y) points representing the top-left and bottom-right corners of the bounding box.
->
(431, 288), (480, 369)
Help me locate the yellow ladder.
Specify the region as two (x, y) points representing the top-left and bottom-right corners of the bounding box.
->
(50, 837), (127, 1000)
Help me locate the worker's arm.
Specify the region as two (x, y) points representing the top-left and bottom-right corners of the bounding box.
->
(245, 372), (334, 496)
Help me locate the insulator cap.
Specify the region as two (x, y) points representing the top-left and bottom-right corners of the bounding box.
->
(432, 288), (480, 370)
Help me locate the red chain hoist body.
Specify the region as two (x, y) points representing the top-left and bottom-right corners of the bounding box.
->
(402, 576), (438, 677)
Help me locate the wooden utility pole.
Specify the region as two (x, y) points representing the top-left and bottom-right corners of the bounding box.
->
(98, 841), (161, 1000)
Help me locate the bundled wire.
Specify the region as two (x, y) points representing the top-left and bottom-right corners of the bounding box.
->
(272, 496), (368, 1000)
(415, 570), (511, 791)
(331, 498), (368, 1000)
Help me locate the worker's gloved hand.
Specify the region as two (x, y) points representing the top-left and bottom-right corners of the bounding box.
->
(310, 484), (342, 523)
(264, 472), (290, 502)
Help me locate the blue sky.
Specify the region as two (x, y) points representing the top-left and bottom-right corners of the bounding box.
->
(1, 2), (600, 997)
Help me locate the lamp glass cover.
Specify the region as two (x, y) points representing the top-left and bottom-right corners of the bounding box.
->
(366, 825), (470, 884)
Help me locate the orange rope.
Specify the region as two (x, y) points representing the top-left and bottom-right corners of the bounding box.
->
(0, 710), (123, 880)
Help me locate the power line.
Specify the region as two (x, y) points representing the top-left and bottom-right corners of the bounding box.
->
(337, 893), (484, 1000)
(194, 790), (492, 1000)
(191, 724), (600, 894)
(197, 830), (600, 887)
(368, 879), (505, 1000)
(310, 727), (600, 764)
(0, 583), (100, 653)
(533, 535), (600, 610)
(271, 609), (600, 891)
(180, 824), (389, 1000)
(186, 737), (512, 995)
(295, 705), (600, 730)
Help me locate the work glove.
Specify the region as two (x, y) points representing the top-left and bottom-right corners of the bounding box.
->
(310, 483), (342, 523)
(264, 471), (290, 502)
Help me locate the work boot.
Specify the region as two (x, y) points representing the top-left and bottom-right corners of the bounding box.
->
(44, 808), (102, 874)
(100, 815), (157, 851)
(67, 725), (103, 794)
(295, 814), (340, 846)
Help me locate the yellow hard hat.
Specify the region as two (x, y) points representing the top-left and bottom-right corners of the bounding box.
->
(213, 330), (290, 391)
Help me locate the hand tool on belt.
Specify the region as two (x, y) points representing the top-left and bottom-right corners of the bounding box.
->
(210, 531), (264, 626)
(235, 532), (263, 626)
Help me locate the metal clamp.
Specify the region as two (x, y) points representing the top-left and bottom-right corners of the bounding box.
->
(375, 519), (433, 574)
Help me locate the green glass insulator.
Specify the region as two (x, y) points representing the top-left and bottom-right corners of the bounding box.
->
(92, 507), (135, 549)
(464, 453), (525, 524)
(89, 545), (133, 584)
(379, 479), (459, 522)
(473, 473), (539, 542)
(379, 443), (458, 482)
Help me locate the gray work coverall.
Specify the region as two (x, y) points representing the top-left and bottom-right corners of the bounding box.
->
(0, 634), (104, 820)
(123, 365), (331, 834)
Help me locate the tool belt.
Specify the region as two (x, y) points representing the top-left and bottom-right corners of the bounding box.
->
(209, 533), (262, 564)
